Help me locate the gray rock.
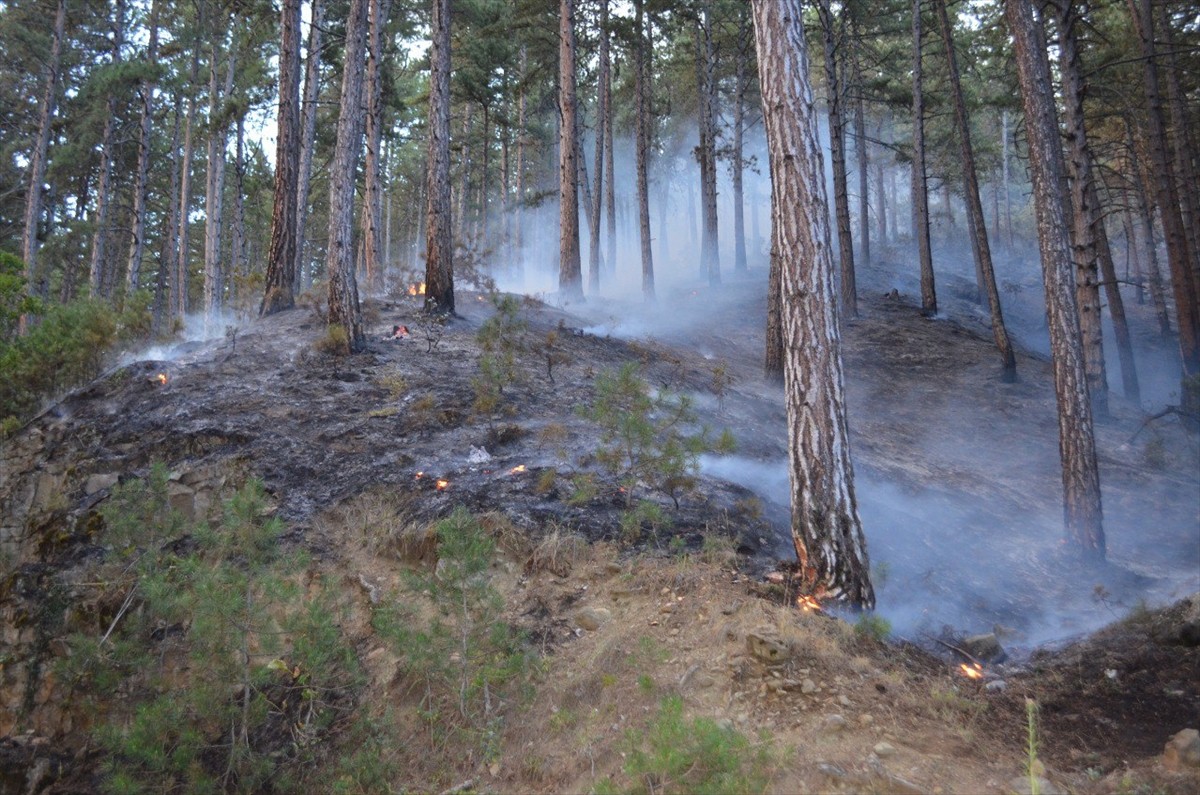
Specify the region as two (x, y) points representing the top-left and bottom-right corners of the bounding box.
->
(820, 714), (847, 733)
(746, 631), (791, 665)
(985, 679), (1008, 692)
(575, 607), (611, 631)
(1163, 727), (1200, 771)
(84, 473), (119, 495)
(801, 678), (818, 694)
(963, 632), (1008, 663)
(873, 742), (896, 758)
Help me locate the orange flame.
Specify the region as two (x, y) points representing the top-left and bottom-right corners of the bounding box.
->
(435, 479), (449, 491)
(959, 662), (984, 680)
(509, 465), (527, 475)
(796, 595), (822, 613)
(408, 282), (426, 296)
(155, 373), (168, 385)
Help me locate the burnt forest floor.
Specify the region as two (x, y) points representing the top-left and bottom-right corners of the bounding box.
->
(1, 252), (1197, 794)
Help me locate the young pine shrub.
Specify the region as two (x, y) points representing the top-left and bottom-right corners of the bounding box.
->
(581, 362), (735, 510)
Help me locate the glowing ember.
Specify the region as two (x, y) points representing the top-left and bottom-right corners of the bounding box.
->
(959, 662), (984, 680)
(796, 595), (822, 613)
(509, 465), (527, 475)
(414, 471), (425, 480)
(435, 479), (449, 491)
(407, 282), (426, 296)
(155, 373), (168, 385)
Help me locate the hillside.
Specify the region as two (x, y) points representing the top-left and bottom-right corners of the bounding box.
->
(1, 270), (1197, 794)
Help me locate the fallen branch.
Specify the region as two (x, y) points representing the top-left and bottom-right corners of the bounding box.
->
(923, 633), (984, 667)
(1129, 405), (1195, 443)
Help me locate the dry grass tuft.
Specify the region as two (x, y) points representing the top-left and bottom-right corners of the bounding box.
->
(527, 527), (586, 577)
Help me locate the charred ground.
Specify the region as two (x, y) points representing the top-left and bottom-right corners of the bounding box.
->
(0, 266), (1197, 793)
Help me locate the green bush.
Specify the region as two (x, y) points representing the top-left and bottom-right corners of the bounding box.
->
(612, 695), (773, 794)
(0, 299), (117, 429)
(372, 507), (533, 767)
(62, 467), (362, 793)
(472, 294), (527, 416)
(0, 254), (153, 433)
(581, 362), (735, 509)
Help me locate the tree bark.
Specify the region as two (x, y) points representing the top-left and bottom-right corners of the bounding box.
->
(231, 114), (246, 305)
(1056, 2), (1128, 410)
(425, 0), (454, 315)
(361, 0), (390, 293)
(326, 0), (370, 348)
(696, 5), (720, 287)
(911, 0), (936, 316)
(126, 0), (160, 296)
(604, 40), (617, 278)
(1006, 0), (1104, 559)
(1127, 0), (1200, 420)
(587, 0), (610, 295)
(513, 45), (527, 277)
(851, 14), (869, 269)
(751, 0), (873, 608)
(634, 0), (654, 302)
(817, 0), (856, 318)
(1054, 1), (1106, 403)
(1160, 10), (1200, 277)
(204, 30), (237, 328)
(262, 0), (303, 316)
(176, 39), (202, 319)
(558, 0), (583, 300)
(1128, 122), (1173, 339)
(156, 103), (182, 332)
(732, 4), (751, 274)
(88, 0), (125, 300)
(20, 0), (66, 317)
(295, 0), (325, 295)
(765, 243), (784, 385)
(933, 0), (1016, 380)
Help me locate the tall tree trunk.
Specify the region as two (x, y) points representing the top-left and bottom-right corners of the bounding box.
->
(89, 0), (125, 300)
(634, 0), (654, 302)
(1002, 109), (1012, 249)
(425, 0), (454, 314)
(1091, 178), (1140, 403)
(1006, 0), (1104, 559)
(1129, 122), (1173, 339)
(911, 0), (936, 316)
(1160, 11), (1200, 275)
(20, 0), (66, 318)
(587, 0), (610, 294)
(326, 0), (370, 347)
(696, 5), (720, 286)
(1053, 5), (1103, 397)
(1056, 2), (1121, 411)
(231, 114), (246, 305)
(731, 4), (751, 274)
(933, 0), (1016, 380)
(361, 0), (390, 292)
(176, 40), (202, 319)
(295, 0), (325, 295)
(1127, 0), (1200, 420)
(751, 0), (873, 609)
(604, 41), (617, 278)
(126, 0), (160, 296)
(558, 0), (583, 300)
(204, 31), (237, 328)
(817, 0), (856, 317)
(454, 105), (473, 247)
(156, 104), (182, 332)
(262, 0), (303, 316)
(851, 14), (869, 268)
(514, 46), (527, 275)
(875, 116), (888, 245)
